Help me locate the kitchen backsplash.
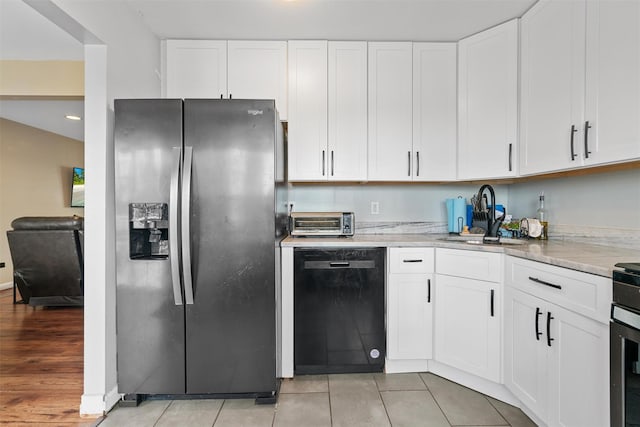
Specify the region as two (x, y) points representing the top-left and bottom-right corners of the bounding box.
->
(289, 168), (640, 249)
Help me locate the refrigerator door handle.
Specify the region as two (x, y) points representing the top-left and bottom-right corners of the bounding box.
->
(181, 146), (195, 304)
(169, 147), (184, 305)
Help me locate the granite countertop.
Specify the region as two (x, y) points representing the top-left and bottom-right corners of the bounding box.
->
(281, 234), (640, 278)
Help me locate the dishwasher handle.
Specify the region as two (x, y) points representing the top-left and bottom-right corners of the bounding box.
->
(303, 260), (376, 269)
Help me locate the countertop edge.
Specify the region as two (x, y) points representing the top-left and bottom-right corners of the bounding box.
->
(281, 234), (638, 278)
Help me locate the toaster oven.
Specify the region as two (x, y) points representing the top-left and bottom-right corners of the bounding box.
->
(289, 212), (354, 237)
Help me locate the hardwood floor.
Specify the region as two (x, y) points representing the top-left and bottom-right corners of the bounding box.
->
(0, 289), (99, 426)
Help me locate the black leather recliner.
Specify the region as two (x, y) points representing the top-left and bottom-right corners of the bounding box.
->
(6, 216), (84, 307)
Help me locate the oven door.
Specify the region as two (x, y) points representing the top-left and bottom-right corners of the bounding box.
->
(611, 304), (640, 427)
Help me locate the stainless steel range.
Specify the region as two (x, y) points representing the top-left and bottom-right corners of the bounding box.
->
(611, 262), (640, 426)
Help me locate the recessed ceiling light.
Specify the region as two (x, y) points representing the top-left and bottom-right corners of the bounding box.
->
(65, 114), (82, 121)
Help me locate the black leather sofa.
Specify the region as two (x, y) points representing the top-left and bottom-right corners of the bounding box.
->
(6, 216), (84, 307)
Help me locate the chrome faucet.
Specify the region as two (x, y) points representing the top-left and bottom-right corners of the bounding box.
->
(475, 184), (505, 240)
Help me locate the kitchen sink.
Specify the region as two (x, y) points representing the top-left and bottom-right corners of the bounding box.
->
(438, 236), (527, 246)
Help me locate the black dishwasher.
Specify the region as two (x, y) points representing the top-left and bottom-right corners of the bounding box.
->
(294, 247), (385, 374)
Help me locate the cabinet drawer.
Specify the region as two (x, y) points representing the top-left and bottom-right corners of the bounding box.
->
(389, 248), (434, 274)
(435, 248), (502, 283)
(506, 256), (611, 323)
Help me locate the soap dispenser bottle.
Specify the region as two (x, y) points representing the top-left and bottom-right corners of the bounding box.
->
(536, 193), (548, 240)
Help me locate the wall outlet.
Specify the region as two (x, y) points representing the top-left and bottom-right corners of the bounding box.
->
(371, 201), (380, 215)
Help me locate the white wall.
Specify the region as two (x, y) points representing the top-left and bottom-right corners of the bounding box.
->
(507, 168), (640, 229)
(289, 183), (510, 223)
(41, 0), (161, 416)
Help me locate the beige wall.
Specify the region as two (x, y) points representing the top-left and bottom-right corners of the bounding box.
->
(0, 118), (84, 285)
(0, 60), (84, 97)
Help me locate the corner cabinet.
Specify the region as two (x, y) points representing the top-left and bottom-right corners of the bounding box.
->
(520, 0), (640, 175)
(457, 19), (518, 180)
(386, 248), (434, 373)
(504, 256), (610, 427)
(434, 249), (502, 382)
(367, 42), (414, 181)
(412, 43), (458, 181)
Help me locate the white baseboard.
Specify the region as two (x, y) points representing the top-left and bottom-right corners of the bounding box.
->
(0, 282), (12, 291)
(104, 386), (122, 413)
(80, 385), (121, 416)
(385, 358), (429, 374)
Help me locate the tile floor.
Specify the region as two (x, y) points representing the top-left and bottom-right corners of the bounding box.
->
(97, 372), (537, 427)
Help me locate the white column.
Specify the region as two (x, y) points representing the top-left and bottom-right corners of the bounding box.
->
(80, 44), (119, 416)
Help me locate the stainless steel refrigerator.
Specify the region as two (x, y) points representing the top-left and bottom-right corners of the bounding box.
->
(114, 99), (287, 402)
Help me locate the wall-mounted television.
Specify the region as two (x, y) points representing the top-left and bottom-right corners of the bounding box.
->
(71, 167), (85, 208)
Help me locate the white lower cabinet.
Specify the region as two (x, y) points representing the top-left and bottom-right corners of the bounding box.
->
(504, 257), (610, 427)
(434, 274), (501, 382)
(434, 249), (502, 383)
(386, 248), (434, 368)
(504, 287), (548, 420)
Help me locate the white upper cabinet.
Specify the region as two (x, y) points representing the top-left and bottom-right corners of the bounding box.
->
(368, 42), (414, 181)
(521, 0), (640, 174)
(457, 19), (519, 180)
(584, 0), (640, 165)
(287, 41), (328, 181)
(227, 41), (288, 120)
(165, 40), (227, 99)
(520, 0), (588, 174)
(413, 43), (458, 181)
(164, 40), (288, 119)
(327, 41), (368, 181)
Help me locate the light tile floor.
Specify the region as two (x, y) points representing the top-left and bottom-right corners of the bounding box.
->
(97, 373), (537, 427)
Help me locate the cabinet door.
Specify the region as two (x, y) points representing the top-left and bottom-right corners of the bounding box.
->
(520, 0), (587, 175)
(328, 41), (368, 181)
(413, 43), (457, 181)
(367, 42), (413, 181)
(548, 304), (609, 427)
(227, 41), (288, 120)
(504, 288), (549, 423)
(434, 274), (501, 382)
(457, 19), (518, 180)
(288, 41), (328, 181)
(584, 0), (640, 165)
(387, 273), (433, 360)
(165, 40), (227, 99)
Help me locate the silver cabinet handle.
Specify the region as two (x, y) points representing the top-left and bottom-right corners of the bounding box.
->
(427, 278), (431, 303)
(508, 143), (513, 172)
(408, 151), (411, 176)
(169, 147), (183, 306)
(416, 152), (420, 177)
(181, 146), (194, 305)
